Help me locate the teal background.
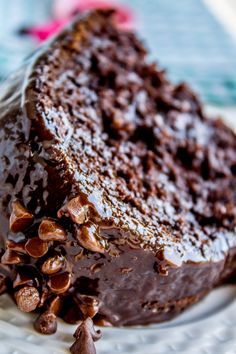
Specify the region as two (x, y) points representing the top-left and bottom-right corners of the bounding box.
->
(0, 0), (236, 105)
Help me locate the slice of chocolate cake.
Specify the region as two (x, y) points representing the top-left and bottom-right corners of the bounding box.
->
(0, 9), (236, 352)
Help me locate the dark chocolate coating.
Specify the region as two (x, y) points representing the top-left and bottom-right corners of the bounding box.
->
(0, 10), (236, 327)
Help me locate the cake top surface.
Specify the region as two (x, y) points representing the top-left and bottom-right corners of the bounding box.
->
(1, 10), (236, 264)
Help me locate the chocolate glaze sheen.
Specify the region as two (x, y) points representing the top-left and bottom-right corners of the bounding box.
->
(0, 9), (236, 337)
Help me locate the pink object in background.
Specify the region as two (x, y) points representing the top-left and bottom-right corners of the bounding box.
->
(26, 20), (66, 42)
(27, 0), (135, 42)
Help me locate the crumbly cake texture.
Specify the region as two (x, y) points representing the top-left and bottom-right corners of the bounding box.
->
(0, 9), (235, 353)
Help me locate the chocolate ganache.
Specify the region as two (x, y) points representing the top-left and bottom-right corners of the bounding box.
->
(0, 9), (236, 353)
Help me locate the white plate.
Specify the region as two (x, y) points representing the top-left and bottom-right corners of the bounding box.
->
(0, 285), (236, 354)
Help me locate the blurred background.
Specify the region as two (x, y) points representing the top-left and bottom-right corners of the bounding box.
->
(0, 0), (235, 109)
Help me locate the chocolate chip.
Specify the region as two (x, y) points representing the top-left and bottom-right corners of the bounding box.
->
(76, 295), (99, 318)
(6, 240), (26, 254)
(15, 286), (40, 312)
(48, 272), (71, 294)
(74, 318), (101, 342)
(58, 197), (89, 224)
(25, 237), (48, 258)
(38, 288), (49, 307)
(70, 318), (101, 354)
(1, 249), (25, 265)
(41, 255), (65, 275)
(48, 296), (62, 315)
(13, 273), (34, 288)
(76, 224), (105, 253)
(34, 310), (57, 334)
(9, 200), (33, 233)
(38, 219), (67, 241)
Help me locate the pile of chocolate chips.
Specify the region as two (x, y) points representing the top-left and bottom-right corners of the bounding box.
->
(0, 199), (102, 353)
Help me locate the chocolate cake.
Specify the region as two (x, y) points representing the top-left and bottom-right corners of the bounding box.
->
(0, 9), (236, 353)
